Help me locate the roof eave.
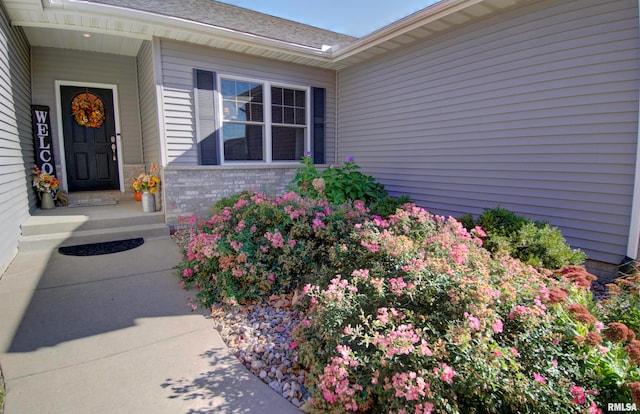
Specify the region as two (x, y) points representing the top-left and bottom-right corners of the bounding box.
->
(330, 0), (521, 63)
(30, 0), (337, 64)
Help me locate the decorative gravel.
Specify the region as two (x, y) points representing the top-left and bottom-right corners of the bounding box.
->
(210, 295), (312, 410)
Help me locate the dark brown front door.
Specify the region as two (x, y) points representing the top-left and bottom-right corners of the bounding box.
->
(61, 85), (119, 192)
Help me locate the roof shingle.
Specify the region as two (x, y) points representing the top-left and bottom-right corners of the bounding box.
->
(87, 0), (357, 49)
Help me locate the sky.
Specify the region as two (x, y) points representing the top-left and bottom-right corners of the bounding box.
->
(218, 1), (441, 38)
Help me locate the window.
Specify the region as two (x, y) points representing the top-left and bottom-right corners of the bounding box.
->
(219, 77), (308, 163)
(221, 79), (264, 161)
(194, 69), (325, 166)
(271, 87), (306, 161)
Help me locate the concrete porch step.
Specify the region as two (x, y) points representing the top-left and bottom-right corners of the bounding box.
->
(18, 200), (171, 252)
(22, 210), (165, 236)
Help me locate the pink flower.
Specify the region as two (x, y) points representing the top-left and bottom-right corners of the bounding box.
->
(571, 385), (586, 404)
(510, 347), (520, 357)
(471, 225), (487, 238)
(594, 321), (604, 332)
(586, 402), (602, 414)
(465, 312), (481, 331)
(415, 402), (434, 414)
(420, 340), (433, 356)
(437, 363), (455, 384)
(389, 277), (408, 296)
(289, 341), (297, 350)
(312, 217), (326, 232)
(492, 319), (503, 333)
(533, 373), (547, 384)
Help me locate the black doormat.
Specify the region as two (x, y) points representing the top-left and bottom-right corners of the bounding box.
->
(58, 238), (144, 256)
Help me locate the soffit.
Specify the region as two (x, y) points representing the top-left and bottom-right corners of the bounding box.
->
(1, 0), (527, 70)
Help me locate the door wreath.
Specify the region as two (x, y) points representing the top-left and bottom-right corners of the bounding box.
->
(71, 92), (105, 128)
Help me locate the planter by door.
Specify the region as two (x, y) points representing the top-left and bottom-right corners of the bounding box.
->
(141, 191), (156, 213)
(40, 192), (55, 210)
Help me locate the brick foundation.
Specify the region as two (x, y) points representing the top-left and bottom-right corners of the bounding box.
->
(163, 165), (297, 228)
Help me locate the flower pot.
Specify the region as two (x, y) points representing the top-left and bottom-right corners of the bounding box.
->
(141, 191), (156, 213)
(40, 191), (55, 210)
(133, 191), (142, 201)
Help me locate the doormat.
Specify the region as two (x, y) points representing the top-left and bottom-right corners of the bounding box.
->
(58, 238), (144, 256)
(67, 200), (118, 208)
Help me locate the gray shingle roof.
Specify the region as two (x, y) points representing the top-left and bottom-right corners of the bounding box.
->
(87, 0), (357, 49)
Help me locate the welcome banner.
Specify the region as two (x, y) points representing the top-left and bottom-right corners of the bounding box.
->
(31, 105), (56, 175)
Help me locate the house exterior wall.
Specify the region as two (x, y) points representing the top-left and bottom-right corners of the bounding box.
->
(31, 47), (144, 192)
(0, 3), (32, 273)
(137, 40), (160, 167)
(157, 40), (337, 225)
(337, 0), (640, 264)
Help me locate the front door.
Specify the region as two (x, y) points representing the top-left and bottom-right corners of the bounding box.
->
(60, 85), (119, 192)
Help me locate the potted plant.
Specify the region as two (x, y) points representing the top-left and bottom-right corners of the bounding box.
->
(132, 163), (160, 212)
(32, 165), (59, 209)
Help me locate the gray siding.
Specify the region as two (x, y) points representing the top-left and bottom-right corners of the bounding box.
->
(159, 39), (337, 166)
(137, 40), (160, 165)
(337, 0), (640, 264)
(0, 3), (31, 272)
(31, 47), (143, 181)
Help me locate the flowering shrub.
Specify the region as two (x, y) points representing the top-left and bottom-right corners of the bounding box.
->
(293, 204), (639, 413)
(290, 154), (387, 205)
(177, 190), (640, 412)
(176, 191), (370, 306)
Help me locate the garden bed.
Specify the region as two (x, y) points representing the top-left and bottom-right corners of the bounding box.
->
(174, 156), (640, 413)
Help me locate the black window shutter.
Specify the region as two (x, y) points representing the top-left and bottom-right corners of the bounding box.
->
(311, 87), (325, 164)
(195, 69), (219, 165)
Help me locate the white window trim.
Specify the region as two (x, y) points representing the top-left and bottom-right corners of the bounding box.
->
(216, 74), (311, 165)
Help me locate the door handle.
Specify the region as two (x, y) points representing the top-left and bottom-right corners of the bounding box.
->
(110, 136), (117, 161)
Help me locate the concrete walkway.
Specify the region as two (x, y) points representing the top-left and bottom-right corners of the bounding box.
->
(0, 237), (301, 414)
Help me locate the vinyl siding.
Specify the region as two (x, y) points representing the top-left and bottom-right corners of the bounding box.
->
(31, 47), (143, 173)
(337, 0), (640, 264)
(159, 39), (337, 166)
(137, 40), (160, 165)
(0, 3), (31, 272)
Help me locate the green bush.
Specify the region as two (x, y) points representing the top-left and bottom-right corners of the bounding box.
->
(369, 194), (412, 218)
(461, 207), (586, 270)
(290, 154), (387, 205)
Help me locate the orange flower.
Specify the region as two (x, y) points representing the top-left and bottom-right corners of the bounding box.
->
(131, 165), (161, 194)
(568, 303), (596, 325)
(605, 323), (636, 343)
(629, 382), (640, 406)
(585, 332), (603, 346)
(626, 340), (640, 366)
